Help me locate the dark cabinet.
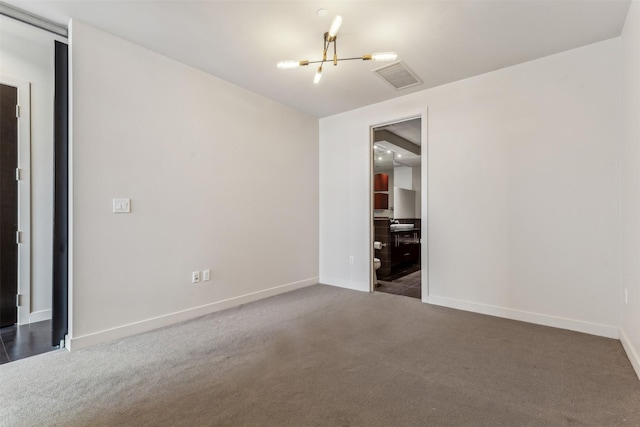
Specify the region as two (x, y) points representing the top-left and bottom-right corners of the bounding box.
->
(390, 231), (420, 268)
(374, 173), (389, 191)
(374, 193), (389, 209)
(375, 220), (421, 280)
(374, 173), (389, 209)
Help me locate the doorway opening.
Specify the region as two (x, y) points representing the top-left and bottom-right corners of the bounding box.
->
(0, 11), (68, 364)
(0, 82), (20, 329)
(371, 117), (422, 299)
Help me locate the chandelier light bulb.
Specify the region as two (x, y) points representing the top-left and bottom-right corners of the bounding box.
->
(314, 66), (323, 84)
(277, 60), (300, 69)
(277, 60), (309, 69)
(328, 15), (342, 39)
(371, 52), (398, 61)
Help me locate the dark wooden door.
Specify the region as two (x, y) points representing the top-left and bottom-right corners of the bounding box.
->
(0, 83), (19, 328)
(52, 41), (69, 346)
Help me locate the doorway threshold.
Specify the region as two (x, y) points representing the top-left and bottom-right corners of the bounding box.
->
(376, 267), (421, 299)
(0, 320), (58, 364)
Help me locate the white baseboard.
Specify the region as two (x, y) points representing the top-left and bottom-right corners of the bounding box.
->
(29, 309), (52, 323)
(620, 328), (640, 380)
(427, 295), (619, 339)
(68, 277), (318, 351)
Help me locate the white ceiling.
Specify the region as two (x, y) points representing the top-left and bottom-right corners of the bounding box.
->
(3, 0), (631, 118)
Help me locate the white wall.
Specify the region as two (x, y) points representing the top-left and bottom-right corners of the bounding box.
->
(0, 16), (62, 323)
(396, 165), (423, 219)
(394, 166), (413, 190)
(320, 38), (621, 338)
(393, 188), (416, 219)
(69, 21), (318, 348)
(620, 0), (640, 378)
(412, 166), (421, 218)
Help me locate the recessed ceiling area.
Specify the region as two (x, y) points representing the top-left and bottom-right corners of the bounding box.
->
(378, 119), (421, 147)
(374, 118), (421, 172)
(2, 0), (631, 118)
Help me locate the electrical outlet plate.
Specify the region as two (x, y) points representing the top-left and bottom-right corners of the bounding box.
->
(202, 269), (211, 281)
(192, 271), (200, 283)
(113, 198), (131, 213)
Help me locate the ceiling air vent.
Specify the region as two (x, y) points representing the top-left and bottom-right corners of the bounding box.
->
(372, 61), (422, 90)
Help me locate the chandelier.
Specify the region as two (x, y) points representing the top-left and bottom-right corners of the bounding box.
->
(277, 16), (398, 84)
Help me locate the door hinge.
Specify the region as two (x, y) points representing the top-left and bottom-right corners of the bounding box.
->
(16, 230), (22, 244)
(16, 168), (22, 181)
(16, 294), (22, 307)
(16, 105), (20, 118)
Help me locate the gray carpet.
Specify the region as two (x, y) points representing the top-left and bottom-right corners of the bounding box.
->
(1, 284), (639, 426)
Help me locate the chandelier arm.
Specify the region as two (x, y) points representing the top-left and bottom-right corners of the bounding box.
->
(338, 56), (370, 61)
(322, 33), (329, 62)
(305, 56), (368, 64)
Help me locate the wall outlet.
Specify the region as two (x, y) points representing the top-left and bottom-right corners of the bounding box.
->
(113, 198), (131, 213)
(202, 269), (211, 281)
(192, 271), (200, 283)
(349, 256), (354, 264)
(625, 288), (628, 304)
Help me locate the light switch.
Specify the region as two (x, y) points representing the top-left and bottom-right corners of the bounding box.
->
(113, 198), (131, 213)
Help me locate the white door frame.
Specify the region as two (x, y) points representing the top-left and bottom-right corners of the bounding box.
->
(1, 75), (32, 325)
(369, 112), (428, 302)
